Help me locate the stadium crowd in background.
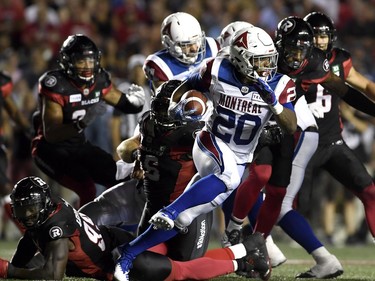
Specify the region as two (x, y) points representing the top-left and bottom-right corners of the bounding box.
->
(0, 0), (374, 263)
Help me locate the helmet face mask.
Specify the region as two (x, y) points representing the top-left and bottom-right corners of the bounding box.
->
(283, 41), (312, 69)
(304, 12), (337, 53)
(275, 16), (314, 69)
(59, 34), (101, 86)
(230, 27), (278, 81)
(11, 177), (53, 229)
(12, 198), (44, 229)
(72, 55), (96, 82)
(161, 12), (206, 65)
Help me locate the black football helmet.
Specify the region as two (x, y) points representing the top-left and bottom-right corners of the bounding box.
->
(275, 16), (314, 69)
(10, 176), (54, 229)
(59, 34), (102, 86)
(151, 80), (183, 128)
(304, 12), (337, 53)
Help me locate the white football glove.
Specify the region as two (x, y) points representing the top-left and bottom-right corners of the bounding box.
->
(126, 83), (145, 107)
(308, 102), (324, 118)
(115, 160), (135, 180)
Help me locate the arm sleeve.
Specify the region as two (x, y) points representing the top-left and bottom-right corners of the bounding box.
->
(342, 85), (375, 117)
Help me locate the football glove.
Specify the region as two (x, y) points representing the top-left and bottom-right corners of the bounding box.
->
(126, 84), (145, 107)
(253, 78), (277, 106)
(308, 102), (324, 118)
(258, 124), (284, 147)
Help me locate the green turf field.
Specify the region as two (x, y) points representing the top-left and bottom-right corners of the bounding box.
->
(1, 239), (374, 280)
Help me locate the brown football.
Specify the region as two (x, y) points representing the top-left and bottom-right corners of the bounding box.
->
(180, 90), (208, 116)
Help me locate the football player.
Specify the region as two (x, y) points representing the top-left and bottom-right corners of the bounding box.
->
(142, 12), (220, 93)
(31, 34), (146, 206)
(226, 15), (375, 279)
(0, 176), (271, 281)
(114, 25), (297, 281)
(116, 79), (213, 262)
(284, 11), (375, 278)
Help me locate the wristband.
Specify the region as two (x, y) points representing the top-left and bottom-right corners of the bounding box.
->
(270, 102), (284, 115)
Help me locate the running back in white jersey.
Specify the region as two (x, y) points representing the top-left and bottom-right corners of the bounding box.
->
(196, 56), (296, 163)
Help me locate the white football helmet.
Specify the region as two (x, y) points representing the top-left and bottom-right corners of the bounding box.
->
(217, 21), (254, 48)
(161, 12), (206, 65)
(229, 26), (278, 81)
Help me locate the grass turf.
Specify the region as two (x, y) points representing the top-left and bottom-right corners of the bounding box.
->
(1, 239), (374, 280)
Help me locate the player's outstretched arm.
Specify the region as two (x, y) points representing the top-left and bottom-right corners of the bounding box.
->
(6, 239), (69, 280)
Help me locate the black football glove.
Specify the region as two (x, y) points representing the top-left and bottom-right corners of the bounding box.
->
(258, 124), (284, 148)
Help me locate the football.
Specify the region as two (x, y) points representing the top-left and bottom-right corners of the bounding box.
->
(180, 90), (208, 116)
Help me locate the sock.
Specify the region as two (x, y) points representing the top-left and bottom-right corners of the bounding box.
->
(353, 183), (375, 237)
(232, 163), (272, 220)
(254, 184), (286, 237)
(227, 218), (243, 232)
(122, 224), (178, 258)
(164, 174), (227, 220)
(166, 257), (234, 281)
(204, 243), (247, 260)
(247, 192), (264, 228)
(221, 189), (237, 226)
(311, 247), (332, 263)
(278, 210), (323, 253)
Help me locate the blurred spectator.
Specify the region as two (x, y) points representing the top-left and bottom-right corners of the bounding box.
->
(21, 2), (61, 58)
(0, 0), (25, 49)
(110, 54), (151, 159)
(24, 0), (59, 25)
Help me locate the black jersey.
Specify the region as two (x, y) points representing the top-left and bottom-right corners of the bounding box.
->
(11, 197), (123, 280)
(139, 112), (204, 202)
(35, 68), (112, 144)
(278, 47), (331, 101)
(304, 48), (352, 144)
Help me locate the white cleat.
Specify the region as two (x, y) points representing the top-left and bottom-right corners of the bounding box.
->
(149, 211), (175, 230)
(113, 263), (130, 281)
(295, 254), (344, 279)
(266, 236), (287, 268)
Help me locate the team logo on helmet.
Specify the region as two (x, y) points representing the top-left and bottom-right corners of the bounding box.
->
(161, 22), (172, 37)
(232, 31), (248, 49)
(280, 19), (295, 34)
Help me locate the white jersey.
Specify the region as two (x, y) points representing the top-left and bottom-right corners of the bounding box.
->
(295, 94), (317, 131)
(189, 56), (296, 164)
(143, 37), (219, 84)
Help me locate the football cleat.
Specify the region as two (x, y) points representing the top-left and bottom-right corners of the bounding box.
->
(113, 263), (130, 281)
(221, 229), (242, 247)
(243, 232), (272, 281)
(266, 236), (287, 267)
(113, 250), (134, 281)
(235, 257), (259, 278)
(246, 248), (272, 281)
(295, 254), (343, 279)
(149, 210), (175, 230)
